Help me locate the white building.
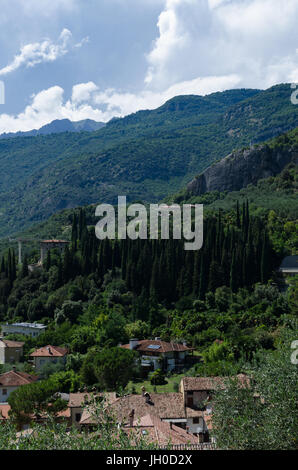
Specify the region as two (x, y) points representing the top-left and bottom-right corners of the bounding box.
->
(1, 322), (47, 338)
(30, 345), (68, 371)
(0, 368), (38, 402)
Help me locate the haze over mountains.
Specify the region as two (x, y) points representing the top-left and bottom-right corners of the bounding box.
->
(0, 83), (297, 238)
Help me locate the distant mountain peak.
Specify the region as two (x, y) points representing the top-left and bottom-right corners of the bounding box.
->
(0, 118), (105, 139)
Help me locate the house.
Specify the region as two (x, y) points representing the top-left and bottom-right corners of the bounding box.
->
(0, 368), (38, 402)
(123, 413), (201, 449)
(68, 392), (117, 428)
(279, 255), (298, 277)
(30, 345), (68, 371)
(180, 375), (250, 409)
(120, 338), (193, 371)
(0, 339), (24, 364)
(79, 390), (208, 441)
(180, 374), (250, 441)
(180, 376), (226, 409)
(1, 322), (47, 338)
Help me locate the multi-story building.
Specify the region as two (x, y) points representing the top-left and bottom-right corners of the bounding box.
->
(1, 322), (47, 338)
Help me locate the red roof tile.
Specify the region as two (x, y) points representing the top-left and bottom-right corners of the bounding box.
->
(181, 377), (226, 392)
(181, 374), (250, 392)
(30, 345), (68, 357)
(125, 413), (198, 447)
(79, 392), (203, 426)
(68, 392), (117, 408)
(0, 370), (38, 387)
(0, 339), (24, 348)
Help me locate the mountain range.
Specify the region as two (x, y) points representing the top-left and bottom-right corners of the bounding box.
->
(0, 119), (105, 140)
(0, 83), (297, 238)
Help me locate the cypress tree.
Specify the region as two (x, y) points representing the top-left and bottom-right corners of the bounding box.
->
(230, 251), (237, 292)
(21, 254), (29, 278)
(236, 201), (240, 228)
(71, 213), (78, 251)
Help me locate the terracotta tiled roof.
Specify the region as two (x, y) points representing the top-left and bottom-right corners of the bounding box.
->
(0, 404), (10, 420)
(181, 377), (226, 392)
(0, 339), (24, 348)
(0, 370), (38, 387)
(121, 340), (192, 354)
(181, 374), (250, 392)
(68, 392), (117, 409)
(113, 393), (187, 421)
(68, 392), (93, 408)
(125, 413), (198, 447)
(30, 345), (68, 357)
(80, 392), (187, 426)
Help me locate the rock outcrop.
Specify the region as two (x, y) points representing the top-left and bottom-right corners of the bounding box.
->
(187, 144), (298, 196)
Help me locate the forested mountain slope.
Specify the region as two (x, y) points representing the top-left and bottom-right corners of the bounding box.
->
(0, 84), (297, 238)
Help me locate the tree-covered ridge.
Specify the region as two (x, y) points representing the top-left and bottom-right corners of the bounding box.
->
(1, 199), (294, 365)
(0, 84), (297, 238)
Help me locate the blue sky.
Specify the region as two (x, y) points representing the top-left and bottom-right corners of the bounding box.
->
(0, 0), (297, 133)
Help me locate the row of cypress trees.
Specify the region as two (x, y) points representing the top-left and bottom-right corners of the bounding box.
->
(0, 202), (276, 309)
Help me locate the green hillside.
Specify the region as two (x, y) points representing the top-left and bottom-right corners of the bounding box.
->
(0, 84), (297, 238)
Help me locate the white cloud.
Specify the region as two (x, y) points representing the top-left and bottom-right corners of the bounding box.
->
(0, 85), (104, 134)
(0, 29), (73, 77)
(74, 36), (90, 48)
(0, 0), (298, 134)
(145, 0), (298, 90)
(0, 74), (241, 134)
(72, 82), (98, 103)
(94, 73), (240, 116)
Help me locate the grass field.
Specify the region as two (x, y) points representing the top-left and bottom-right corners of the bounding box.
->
(126, 372), (187, 394)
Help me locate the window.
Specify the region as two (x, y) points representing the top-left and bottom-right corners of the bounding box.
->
(75, 413), (81, 422)
(187, 396), (193, 406)
(2, 389), (7, 396)
(187, 391), (193, 407)
(193, 417), (200, 424)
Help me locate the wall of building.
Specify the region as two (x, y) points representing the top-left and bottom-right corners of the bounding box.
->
(0, 386), (18, 402)
(34, 356), (66, 371)
(0, 344), (5, 364)
(2, 325), (46, 338)
(70, 406), (83, 428)
(186, 417), (205, 435)
(0, 345), (23, 364)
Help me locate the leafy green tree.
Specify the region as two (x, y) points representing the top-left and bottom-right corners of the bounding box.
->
(212, 327), (298, 449)
(70, 325), (97, 353)
(81, 347), (138, 391)
(8, 379), (68, 428)
(124, 320), (150, 340)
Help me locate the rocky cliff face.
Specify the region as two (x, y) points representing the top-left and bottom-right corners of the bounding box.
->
(187, 144), (298, 196)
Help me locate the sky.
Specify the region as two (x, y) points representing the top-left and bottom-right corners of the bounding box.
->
(0, 0), (297, 133)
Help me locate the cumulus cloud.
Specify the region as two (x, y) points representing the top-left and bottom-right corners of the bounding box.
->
(0, 85), (104, 134)
(0, 29), (73, 77)
(0, 74), (241, 133)
(72, 82), (98, 103)
(1, 0), (298, 134)
(145, 0), (298, 90)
